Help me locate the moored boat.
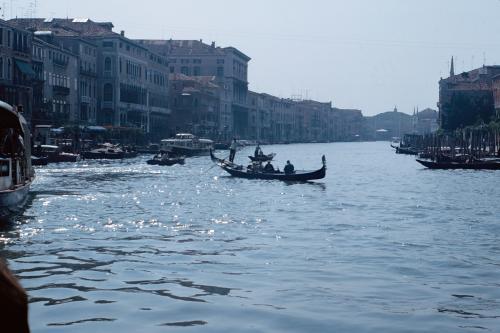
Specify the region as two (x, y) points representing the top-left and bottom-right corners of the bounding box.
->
(416, 158), (500, 170)
(211, 150), (326, 181)
(160, 133), (213, 157)
(33, 144), (80, 163)
(31, 156), (48, 166)
(0, 101), (35, 218)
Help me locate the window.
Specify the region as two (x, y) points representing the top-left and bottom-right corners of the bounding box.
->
(103, 41), (114, 48)
(7, 58), (10, 79)
(0, 57), (3, 78)
(217, 66), (224, 77)
(104, 57), (112, 72)
(169, 66), (174, 73)
(0, 28), (3, 45)
(181, 66), (189, 75)
(7, 30), (10, 47)
(103, 83), (113, 101)
(193, 66), (200, 76)
(217, 59), (224, 64)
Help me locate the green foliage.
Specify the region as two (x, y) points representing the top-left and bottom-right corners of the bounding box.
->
(442, 91), (495, 130)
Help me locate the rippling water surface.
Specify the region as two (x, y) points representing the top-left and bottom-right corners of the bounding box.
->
(1, 142), (500, 332)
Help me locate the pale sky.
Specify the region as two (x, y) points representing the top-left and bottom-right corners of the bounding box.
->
(6, 0), (500, 115)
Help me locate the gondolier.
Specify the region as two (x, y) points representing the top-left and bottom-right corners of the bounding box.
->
(254, 144), (263, 158)
(229, 138), (237, 162)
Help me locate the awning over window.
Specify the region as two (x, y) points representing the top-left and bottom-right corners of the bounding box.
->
(14, 60), (35, 76)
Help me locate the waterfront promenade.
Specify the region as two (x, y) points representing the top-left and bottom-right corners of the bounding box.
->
(0, 142), (499, 332)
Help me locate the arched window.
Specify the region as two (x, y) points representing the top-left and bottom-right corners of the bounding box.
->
(103, 83), (113, 102)
(104, 57), (112, 72)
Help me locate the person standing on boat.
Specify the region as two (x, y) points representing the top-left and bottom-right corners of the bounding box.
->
(284, 160), (295, 174)
(229, 138), (237, 162)
(254, 143), (263, 158)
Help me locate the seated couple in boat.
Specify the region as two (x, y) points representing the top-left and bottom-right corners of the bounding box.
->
(253, 161), (294, 174)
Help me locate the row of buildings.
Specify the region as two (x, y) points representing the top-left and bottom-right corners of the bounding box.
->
(439, 58), (500, 131)
(0, 17), (365, 143)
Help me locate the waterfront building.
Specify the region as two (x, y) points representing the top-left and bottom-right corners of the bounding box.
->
(32, 34), (79, 126)
(331, 108), (364, 141)
(438, 62), (500, 130)
(9, 18), (171, 141)
(137, 39), (250, 139)
(168, 73), (220, 138)
(56, 36), (98, 125)
(0, 19), (33, 122)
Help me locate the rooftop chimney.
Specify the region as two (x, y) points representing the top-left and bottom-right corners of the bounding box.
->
(211, 41), (215, 48)
(120, 30), (125, 37)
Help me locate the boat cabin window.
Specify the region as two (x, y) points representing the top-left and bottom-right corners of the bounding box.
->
(0, 160), (10, 177)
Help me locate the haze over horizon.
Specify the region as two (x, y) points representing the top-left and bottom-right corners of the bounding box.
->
(6, 0), (500, 116)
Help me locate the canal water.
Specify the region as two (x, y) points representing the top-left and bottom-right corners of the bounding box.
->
(1, 142), (500, 332)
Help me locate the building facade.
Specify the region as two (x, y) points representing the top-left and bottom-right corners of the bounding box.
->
(168, 73), (220, 138)
(32, 34), (79, 126)
(137, 39), (250, 139)
(439, 64), (500, 131)
(9, 18), (171, 140)
(0, 19), (33, 121)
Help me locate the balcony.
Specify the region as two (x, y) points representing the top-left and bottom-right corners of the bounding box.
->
(80, 67), (97, 77)
(53, 85), (70, 96)
(53, 58), (68, 67)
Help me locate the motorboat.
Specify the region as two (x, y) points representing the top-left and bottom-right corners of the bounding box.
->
(33, 144), (80, 163)
(160, 133), (213, 157)
(147, 152), (185, 166)
(81, 143), (125, 160)
(0, 101), (35, 218)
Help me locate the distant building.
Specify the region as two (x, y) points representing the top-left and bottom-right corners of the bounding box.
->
(438, 62), (500, 130)
(136, 39), (250, 139)
(0, 19), (33, 121)
(414, 108), (438, 135)
(168, 73), (220, 138)
(364, 107), (413, 140)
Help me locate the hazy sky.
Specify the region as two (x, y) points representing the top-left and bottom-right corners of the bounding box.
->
(6, 0), (500, 115)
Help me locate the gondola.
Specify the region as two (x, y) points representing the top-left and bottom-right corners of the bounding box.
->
(416, 159), (500, 170)
(248, 153), (276, 162)
(210, 150), (326, 181)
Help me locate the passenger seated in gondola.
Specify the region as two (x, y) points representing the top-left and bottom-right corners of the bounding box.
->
(284, 160), (295, 174)
(264, 161), (275, 173)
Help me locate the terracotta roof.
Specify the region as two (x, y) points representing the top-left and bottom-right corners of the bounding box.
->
(8, 18), (118, 38)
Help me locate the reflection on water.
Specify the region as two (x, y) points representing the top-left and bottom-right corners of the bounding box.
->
(1, 142), (500, 332)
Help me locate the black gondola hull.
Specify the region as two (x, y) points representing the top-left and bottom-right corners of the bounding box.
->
(416, 159), (500, 170)
(211, 150), (326, 181)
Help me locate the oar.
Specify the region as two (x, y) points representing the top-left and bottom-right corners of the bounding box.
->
(201, 151), (230, 175)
